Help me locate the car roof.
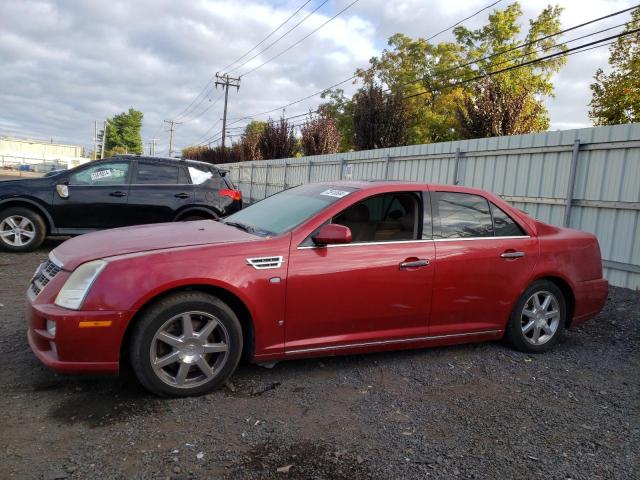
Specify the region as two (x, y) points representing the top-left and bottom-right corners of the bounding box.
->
(314, 179), (500, 197)
(111, 154), (218, 169)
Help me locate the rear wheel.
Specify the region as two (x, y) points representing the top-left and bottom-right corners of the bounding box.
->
(129, 292), (243, 397)
(505, 280), (565, 353)
(0, 207), (46, 252)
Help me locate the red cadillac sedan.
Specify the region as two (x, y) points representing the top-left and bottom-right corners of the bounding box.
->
(27, 181), (608, 396)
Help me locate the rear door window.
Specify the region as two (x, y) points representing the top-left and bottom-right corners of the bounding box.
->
(491, 203), (526, 236)
(134, 162), (182, 184)
(433, 192), (493, 239)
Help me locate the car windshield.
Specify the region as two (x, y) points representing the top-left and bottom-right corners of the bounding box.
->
(224, 184), (358, 236)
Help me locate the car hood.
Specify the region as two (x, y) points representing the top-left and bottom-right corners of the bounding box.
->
(52, 220), (258, 270)
(0, 177), (52, 189)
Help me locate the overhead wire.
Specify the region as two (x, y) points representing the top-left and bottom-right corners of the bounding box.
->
(226, 0), (331, 75)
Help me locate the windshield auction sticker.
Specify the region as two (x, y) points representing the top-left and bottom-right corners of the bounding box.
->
(320, 189), (350, 198)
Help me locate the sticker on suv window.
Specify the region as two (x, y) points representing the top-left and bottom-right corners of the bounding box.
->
(320, 189), (350, 198)
(90, 169), (112, 181)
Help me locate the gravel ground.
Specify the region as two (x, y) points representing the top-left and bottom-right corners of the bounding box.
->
(0, 241), (638, 480)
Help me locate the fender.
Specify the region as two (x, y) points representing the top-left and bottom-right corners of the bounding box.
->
(0, 196), (56, 231)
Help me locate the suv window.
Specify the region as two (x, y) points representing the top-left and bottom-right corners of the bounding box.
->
(187, 164), (226, 188)
(434, 192), (493, 239)
(491, 202), (526, 236)
(134, 162), (183, 184)
(70, 162), (129, 185)
(333, 192), (420, 243)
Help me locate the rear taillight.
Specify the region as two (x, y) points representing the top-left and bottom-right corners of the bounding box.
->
(219, 189), (242, 201)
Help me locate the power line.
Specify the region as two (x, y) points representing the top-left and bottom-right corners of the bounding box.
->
(240, 0), (361, 77)
(221, 32), (630, 140)
(425, 0), (503, 42)
(172, 0), (506, 146)
(178, 92), (225, 124)
(222, 0), (316, 72)
(225, 5), (637, 130)
(404, 29), (639, 100)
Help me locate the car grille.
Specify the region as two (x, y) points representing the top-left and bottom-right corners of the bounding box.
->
(30, 260), (61, 297)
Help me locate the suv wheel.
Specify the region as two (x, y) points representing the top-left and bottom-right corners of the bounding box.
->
(129, 292), (243, 397)
(505, 280), (566, 353)
(0, 207), (46, 252)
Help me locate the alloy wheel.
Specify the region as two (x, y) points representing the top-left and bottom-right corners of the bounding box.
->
(0, 215), (36, 247)
(520, 290), (561, 346)
(150, 311), (230, 389)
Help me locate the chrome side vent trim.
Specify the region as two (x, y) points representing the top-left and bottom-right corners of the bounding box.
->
(246, 256), (285, 270)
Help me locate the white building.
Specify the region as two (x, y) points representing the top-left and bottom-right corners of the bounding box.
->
(0, 136), (89, 172)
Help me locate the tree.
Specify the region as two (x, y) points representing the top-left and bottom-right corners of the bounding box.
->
(453, 3), (567, 137)
(239, 120), (267, 161)
(456, 76), (545, 137)
(351, 84), (410, 150)
(105, 108), (144, 156)
(355, 33), (467, 144)
(258, 117), (298, 159)
(300, 111), (341, 156)
(181, 145), (243, 164)
(319, 89), (355, 151)
(589, 8), (640, 125)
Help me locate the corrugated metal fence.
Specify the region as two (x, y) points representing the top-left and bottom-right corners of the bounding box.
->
(220, 123), (640, 290)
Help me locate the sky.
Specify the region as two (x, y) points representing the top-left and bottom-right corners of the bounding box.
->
(0, 0), (635, 155)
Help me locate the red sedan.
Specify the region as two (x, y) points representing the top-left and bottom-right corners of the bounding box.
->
(27, 182), (608, 396)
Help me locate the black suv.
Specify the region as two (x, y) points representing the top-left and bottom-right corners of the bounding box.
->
(0, 155), (242, 252)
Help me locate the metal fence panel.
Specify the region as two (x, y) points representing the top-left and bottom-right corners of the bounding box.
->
(220, 123), (640, 289)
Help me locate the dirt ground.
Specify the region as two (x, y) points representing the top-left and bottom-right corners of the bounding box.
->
(0, 240), (638, 480)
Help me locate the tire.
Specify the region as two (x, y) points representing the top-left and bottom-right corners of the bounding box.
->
(181, 215), (207, 221)
(0, 206), (47, 252)
(505, 280), (566, 353)
(129, 291), (243, 397)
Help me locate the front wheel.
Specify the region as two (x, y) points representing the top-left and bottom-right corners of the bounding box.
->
(505, 280), (566, 353)
(129, 292), (243, 397)
(0, 207), (46, 252)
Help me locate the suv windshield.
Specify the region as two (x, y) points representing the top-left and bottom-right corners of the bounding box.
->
(224, 184), (357, 236)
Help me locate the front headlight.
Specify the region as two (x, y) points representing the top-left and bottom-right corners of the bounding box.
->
(54, 260), (107, 310)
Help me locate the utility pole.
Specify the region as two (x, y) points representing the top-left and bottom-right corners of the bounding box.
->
(93, 120), (97, 160)
(100, 120), (108, 159)
(148, 138), (158, 156)
(214, 73), (240, 150)
(164, 120), (182, 157)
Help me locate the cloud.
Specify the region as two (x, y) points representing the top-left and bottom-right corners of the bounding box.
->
(0, 0), (635, 154)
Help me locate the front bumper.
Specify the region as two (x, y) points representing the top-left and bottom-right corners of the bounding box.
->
(27, 300), (131, 374)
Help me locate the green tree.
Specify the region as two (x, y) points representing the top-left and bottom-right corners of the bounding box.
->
(321, 2), (567, 147)
(355, 33), (467, 144)
(319, 89), (355, 151)
(240, 120), (267, 160)
(105, 108), (144, 156)
(454, 3), (567, 137)
(589, 8), (640, 125)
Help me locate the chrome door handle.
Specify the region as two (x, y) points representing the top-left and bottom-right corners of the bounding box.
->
(174, 193), (190, 199)
(399, 259), (430, 269)
(500, 251), (525, 258)
(109, 191), (127, 197)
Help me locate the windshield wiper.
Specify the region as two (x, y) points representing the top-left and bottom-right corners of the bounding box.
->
(223, 221), (255, 234)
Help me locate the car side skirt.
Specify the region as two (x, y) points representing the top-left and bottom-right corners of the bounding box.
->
(251, 329), (504, 361)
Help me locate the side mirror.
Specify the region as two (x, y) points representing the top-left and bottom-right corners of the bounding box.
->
(313, 224), (352, 246)
(56, 184), (69, 199)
